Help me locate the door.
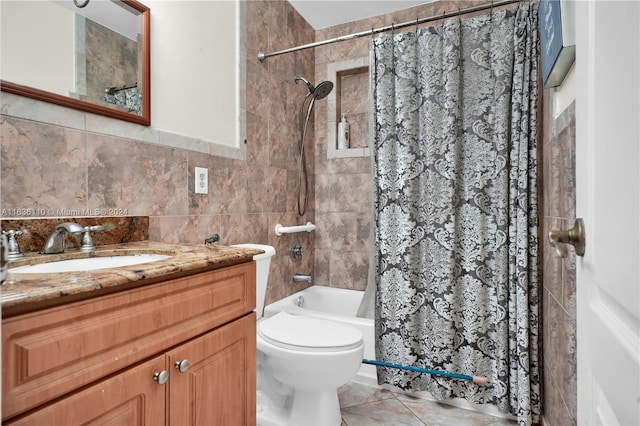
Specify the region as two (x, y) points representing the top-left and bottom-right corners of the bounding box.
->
(575, 1), (640, 425)
(167, 313), (256, 426)
(6, 356), (166, 426)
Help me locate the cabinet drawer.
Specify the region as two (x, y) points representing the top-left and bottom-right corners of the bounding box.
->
(2, 262), (256, 420)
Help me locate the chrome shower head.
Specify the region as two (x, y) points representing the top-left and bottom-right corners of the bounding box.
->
(294, 76), (333, 99)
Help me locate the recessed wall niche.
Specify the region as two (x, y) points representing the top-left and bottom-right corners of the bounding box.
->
(326, 56), (371, 159)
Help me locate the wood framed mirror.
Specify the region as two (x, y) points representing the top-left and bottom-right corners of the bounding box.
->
(1, 0), (150, 126)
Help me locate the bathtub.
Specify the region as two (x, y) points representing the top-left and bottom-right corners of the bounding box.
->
(263, 285), (377, 385)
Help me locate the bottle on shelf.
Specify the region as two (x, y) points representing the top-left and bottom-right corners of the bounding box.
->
(338, 114), (350, 149)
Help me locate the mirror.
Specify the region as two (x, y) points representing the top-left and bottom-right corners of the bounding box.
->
(0, 0), (150, 126)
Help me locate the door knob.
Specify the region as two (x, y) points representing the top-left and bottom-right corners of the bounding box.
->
(548, 218), (585, 257)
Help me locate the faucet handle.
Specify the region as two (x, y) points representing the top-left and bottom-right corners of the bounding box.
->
(80, 225), (105, 252)
(2, 230), (25, 259)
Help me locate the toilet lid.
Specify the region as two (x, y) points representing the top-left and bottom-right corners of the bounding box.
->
(259, 312), (363, 351)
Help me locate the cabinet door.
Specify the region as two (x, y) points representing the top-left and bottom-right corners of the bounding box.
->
(168, 313), (256, 426)
(6, 356), (166, 426)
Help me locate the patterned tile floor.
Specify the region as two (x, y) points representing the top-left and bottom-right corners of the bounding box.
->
(338, 382), (517, 426)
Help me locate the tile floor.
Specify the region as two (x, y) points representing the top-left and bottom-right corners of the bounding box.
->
(338, 381), (517, 426)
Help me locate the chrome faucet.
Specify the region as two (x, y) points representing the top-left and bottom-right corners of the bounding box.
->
(41, 222), (84, 254)
(293, 274), (312, 283)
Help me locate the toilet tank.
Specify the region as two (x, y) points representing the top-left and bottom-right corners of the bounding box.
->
(232, 244), (276, 319)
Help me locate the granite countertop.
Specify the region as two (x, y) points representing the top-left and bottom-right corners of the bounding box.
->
(1, 241), (263, 316)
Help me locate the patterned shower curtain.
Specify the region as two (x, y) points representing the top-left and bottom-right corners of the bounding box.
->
(371, 4), (540, 425)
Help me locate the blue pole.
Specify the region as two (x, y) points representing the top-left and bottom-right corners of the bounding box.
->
(362, 359), (488, 385)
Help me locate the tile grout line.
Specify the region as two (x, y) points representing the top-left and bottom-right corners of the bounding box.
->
(394, 395), (430, 426)
(341, 390), (428, 426)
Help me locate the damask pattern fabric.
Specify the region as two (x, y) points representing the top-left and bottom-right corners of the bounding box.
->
(104, 86), (142, 116)
(371, 4), (540, 425)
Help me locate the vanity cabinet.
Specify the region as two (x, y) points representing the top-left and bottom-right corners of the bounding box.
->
(2, 262), (256, 425)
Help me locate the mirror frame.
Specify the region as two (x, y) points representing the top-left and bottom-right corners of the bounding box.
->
(0, 0), (151, 126)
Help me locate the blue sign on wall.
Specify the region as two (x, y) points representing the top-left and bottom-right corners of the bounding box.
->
(539, 0), (575, 88)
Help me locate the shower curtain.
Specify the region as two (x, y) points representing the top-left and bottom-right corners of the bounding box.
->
(371, 4), (540, 425)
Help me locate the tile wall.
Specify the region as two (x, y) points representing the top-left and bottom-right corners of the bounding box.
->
(541, 96), (577, 425)
(83, 18), (139, 114)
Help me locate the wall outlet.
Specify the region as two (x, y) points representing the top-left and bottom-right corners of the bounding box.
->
(195, 167), (208, 194)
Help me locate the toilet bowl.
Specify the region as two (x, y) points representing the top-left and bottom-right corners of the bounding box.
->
(233, 244), (364, 426)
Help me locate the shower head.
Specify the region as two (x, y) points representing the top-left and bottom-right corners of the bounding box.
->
(313, 81), (333, 100)
(294, 76), (333, 100)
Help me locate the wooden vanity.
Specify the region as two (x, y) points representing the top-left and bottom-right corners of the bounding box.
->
(1, 242), (260, 425)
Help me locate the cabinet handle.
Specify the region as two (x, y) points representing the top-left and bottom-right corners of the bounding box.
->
(174, 359), (191, 373)
(153, 370), (170, 385)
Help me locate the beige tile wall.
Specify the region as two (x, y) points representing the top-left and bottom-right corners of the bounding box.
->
(84, 19), (138, 111)
(541, 97), (577, 425)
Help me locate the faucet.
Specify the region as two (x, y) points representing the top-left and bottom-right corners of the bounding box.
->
(41, 222), (84, 254)
(293, 274), (312, 283)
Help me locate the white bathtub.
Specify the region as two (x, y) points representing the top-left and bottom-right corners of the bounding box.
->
(263, 285), (377, 385)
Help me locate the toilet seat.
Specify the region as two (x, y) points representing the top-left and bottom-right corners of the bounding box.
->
(259, 312), (363, 352)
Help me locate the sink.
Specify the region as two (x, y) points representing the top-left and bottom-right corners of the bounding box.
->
(9, 254), (172, 274)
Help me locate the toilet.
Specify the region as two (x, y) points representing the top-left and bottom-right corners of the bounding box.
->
(233, 244), (364, 426)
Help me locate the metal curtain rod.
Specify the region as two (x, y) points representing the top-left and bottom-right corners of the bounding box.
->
(258, 0), (521, 61)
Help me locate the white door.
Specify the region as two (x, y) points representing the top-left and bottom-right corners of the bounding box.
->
(575, 1), (640, 425)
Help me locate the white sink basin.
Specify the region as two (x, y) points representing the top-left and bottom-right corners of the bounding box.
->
(9, 254), (172, 274)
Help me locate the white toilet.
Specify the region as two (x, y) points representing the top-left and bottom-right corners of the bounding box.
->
(233, 244), (364, 426)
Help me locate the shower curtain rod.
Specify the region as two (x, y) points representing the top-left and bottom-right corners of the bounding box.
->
(258, 0), (521, 61)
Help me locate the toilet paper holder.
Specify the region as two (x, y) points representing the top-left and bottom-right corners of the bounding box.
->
(548, 218), (585, 258)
